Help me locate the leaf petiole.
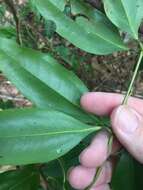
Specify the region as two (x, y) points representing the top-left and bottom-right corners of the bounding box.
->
(122, 50), (143, 104)
(58, 158), (66, 190)
(86, 167), (103, 190)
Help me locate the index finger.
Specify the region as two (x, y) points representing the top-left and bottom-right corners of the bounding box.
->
(81, 92), (143, 116)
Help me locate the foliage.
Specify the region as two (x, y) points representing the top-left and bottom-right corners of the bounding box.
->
(0, 0), (143, 189)
(0, 166), (40, 190)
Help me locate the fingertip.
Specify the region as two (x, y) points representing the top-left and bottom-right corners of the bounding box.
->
(80, 92), (93, 112)
(80, 92), (121, 116)
(111, 105), (140, 135)
(79, 145), (107, 168)
(68, 166), (96, 189)
(79, 132), (109, 168)
(111, 105), (143, 163)
(81, 92), (106, 114)
(79, 147), (106, 168)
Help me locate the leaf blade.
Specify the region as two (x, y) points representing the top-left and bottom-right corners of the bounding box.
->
(0, 37), (88, 106)
(111, 152), (135, 190)
(0, 51), (94, 123)
(32, 0), (127, 55)
(0, 108), (100, 165)
(0, 167), (40, 190)
(103, 0), (143, 39)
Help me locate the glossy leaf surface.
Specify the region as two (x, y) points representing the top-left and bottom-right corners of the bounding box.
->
(0, 37), (87, 105)
(112, 151), (143, 190)
(32, 0), (127, 55)
(0, 108), (99, 165)
(0, 167), (39, 190)
(103, 0), (143, 39)
(0, 38), (95, 123)
(112, 152), (135, 190)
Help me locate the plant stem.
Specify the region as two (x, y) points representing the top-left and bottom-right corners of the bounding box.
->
(122, 50), (143, 104)
(58, 158), (66, 190)
(86, 166), (102, 190)
(87, 46), (143, 190)
(108, 134), (113, 155)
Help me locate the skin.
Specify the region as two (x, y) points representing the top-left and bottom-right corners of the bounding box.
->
(68, 92), (143, 190)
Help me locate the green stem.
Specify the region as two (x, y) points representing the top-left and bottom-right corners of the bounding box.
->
(86, 45), (143, 190)
(86, 132), (113, 190)
(108, 135), (113, 155)
(86, 166), (102, 190)
(122, 50), (143, 104)
(58, 158), (66, 190)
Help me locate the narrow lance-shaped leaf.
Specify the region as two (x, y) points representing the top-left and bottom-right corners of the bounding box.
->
(0, 167), (40, 190)
(32, 0), (127, 55)
(49, 0), (127, 50)
(0, 37), (88, 106)
(133, 160), (143, 189)
(0, 108), (100, 165)
(0, 52), (95, 123)
(111, 151), (135, 190)
(103, 0), (143, 39)
(112, 151), (143, 190)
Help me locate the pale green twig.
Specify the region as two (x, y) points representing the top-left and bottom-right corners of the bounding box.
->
(122, 50), (143, 104)
(86, 167), (102, 190)
(85, 43), (143, 190)
(58, 158), (66, 190)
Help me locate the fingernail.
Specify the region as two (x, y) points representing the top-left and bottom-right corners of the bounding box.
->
(112, 106), (140, 133)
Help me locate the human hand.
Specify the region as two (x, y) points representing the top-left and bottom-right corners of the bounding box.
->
(68, 92), (143, 190)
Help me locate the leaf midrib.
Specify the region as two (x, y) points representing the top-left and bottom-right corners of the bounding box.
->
(0, 50), (84, 112)
(87, 20), (126, 49)
(0, 127), (101, 139)
(37, 0), (126, 50)
(120, 0), (138, 39)
(4, 51), (80, 106)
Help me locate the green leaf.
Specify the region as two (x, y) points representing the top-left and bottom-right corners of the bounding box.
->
(0, 108), (100, 165)
(42, 143), (86, 189)
(43, 20), (56, 39)
(55, 45), (83, 69)
(0, 37), (95, 123)
(0, 37), (87, 105)
(112, 151), (143, 190)
(42, 160), (63, 190)
(0, 27), (16, 39)
(111, 151), (135, 190)
(32, 0), (127, 55)
(134, 160), (143, 189)
(55, 45), (75, 67)
(0, 3), (6, 18)
(103, 0), (143, 39)
(0, 167), (40, 190)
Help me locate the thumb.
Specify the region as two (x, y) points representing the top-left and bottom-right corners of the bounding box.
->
(111, 105), (143, 163)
